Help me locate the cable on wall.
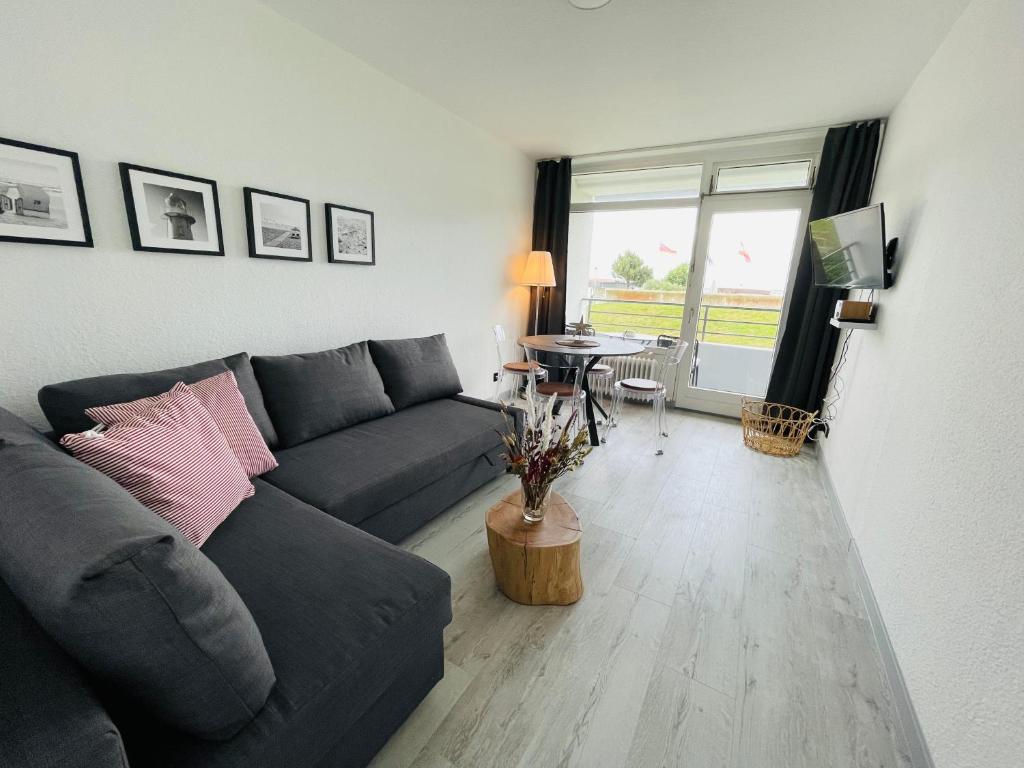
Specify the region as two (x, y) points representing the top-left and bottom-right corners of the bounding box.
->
(810, 287), (875, 439)
(809, 327), (852, 439)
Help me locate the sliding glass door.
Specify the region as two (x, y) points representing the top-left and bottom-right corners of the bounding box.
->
(566, 144), (821, 419)
(673, 190), (810, 416)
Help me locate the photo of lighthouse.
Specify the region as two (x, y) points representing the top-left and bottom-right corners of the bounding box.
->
(119, 163), (223, 256)
(140, 184), (208, 242)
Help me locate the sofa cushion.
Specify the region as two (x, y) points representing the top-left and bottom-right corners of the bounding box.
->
(64, 383), (256, 548)
(38, 352), (278, 448)
(358, 442), (507, 545)
(262, 398), (505, 526)
(251, 342), (395, 448)
(0, 442), (275, 740)
(114, 479), (452, 768)
(0, 578), (129, 768)
(86, 371), (279, 478)
(368, 334), (463, 409)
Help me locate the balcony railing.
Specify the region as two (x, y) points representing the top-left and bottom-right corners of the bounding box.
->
(578, 297), (781, 349)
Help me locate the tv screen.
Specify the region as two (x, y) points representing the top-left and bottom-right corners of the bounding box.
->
(809, 203), (887, 289)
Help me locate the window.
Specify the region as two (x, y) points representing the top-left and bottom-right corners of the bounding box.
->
(566, 139), (820, 345)
(565, 166), (700, 337)
(567, 165), (702, 337)
(712, 160), (812, 193)
(567, 208), (698, 336)
(571, 165), (701, 206)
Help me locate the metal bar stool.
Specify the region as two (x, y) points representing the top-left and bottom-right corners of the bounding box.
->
(493, 324), (547, 401)
(602, 338), (688, 455)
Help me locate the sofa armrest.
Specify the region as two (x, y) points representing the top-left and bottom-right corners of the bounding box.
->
(0, 580), (128, 768)
(450, 394), (525, 440)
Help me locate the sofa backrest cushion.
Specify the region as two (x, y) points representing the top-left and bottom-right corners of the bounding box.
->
(368, 334), (463, 410)
(0, 442), (275, 741)
(38, 352), (279, 449)
(0, 405), (57, 451)
(251, 341), (395, 448)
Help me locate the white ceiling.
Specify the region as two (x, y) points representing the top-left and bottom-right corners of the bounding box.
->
(263, 0), (970, 158)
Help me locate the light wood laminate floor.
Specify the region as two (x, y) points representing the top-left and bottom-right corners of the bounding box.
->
(370, 404), (912, 768)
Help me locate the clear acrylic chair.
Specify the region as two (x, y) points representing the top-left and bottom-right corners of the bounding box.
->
(602, 338), (689, 455)
(587, 362), (614, 422)
(493, 324), (547, 401)
(523, 346), (588, 437)
(576, 325), (614, 418)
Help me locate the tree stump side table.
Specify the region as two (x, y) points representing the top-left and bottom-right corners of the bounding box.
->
(485, 490), (583, 606)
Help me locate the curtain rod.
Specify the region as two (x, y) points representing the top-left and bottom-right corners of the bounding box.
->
(538, 118), (887, 164)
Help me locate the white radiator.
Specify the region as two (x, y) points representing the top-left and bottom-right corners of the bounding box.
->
(590, 352), (659, 401)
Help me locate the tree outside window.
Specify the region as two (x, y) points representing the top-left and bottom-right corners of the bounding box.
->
(611, 250), (653, 289)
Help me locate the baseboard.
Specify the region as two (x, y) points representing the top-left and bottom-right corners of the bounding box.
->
(815, 449), (935, 768)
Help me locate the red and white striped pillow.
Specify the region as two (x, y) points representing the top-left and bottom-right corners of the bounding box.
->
(86, 371), (278, 478)
(62, 383), (255, 547)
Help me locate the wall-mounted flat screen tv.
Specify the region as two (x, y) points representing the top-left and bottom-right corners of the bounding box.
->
(809, 203), (889, 289)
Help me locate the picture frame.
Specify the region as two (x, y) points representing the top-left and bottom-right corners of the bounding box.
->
(119, 163), (224, 256)
(326, 203), (375, 265)
(0, 137), (93, 247)
(243, 187), (312, 262)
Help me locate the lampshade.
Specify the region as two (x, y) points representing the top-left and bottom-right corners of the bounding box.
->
(521, 251), (556, 287)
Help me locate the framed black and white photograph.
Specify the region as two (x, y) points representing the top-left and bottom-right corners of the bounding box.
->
(0, 137), (93, 247)
(326, 203), (375, 265)
(243, 187), (312, 262)
(119, 163), (224, 256)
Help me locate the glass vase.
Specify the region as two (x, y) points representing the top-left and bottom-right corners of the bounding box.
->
(521, 482), (552, 524)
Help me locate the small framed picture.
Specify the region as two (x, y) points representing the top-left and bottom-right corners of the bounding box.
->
(119, 163), (224, 256)
(243, 188), (312, 262)
(0, 137), (93, 247)
(326, 203), (375, 265)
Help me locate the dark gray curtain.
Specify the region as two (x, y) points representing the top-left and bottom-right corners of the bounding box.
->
(765, 121), (882, 422)
(530, 158), (572, 335)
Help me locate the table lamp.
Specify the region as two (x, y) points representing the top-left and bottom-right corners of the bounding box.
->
(521, 250), (556, 335)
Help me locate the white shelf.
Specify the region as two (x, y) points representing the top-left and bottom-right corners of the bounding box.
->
(830, 317), (878, 330)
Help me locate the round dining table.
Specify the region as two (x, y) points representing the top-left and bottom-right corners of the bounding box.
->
(518, 334), (645, 446)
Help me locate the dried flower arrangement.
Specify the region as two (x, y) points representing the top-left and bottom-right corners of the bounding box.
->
(500, 377), (592, 523)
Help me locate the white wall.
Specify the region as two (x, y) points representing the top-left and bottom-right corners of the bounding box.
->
(819, 1), (1023, 766)
(565, 211), (594, 322)
(0, 0), (534, 428)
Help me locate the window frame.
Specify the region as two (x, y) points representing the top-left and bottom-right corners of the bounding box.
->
(569, 195), (701, 214)
(569, 164), (703, 213)
(709, 154), (817, 195)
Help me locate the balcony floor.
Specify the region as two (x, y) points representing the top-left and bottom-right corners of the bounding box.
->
(372, 404), (911, 768)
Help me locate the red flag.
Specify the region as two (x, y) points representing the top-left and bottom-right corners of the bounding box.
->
(658, 242), (677, 255)
(738, 241), (751, 263)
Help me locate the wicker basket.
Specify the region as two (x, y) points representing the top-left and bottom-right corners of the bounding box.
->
(741, 398), (817, 457)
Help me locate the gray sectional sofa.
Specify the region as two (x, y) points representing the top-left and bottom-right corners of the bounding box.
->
(0, 335), (516, 768)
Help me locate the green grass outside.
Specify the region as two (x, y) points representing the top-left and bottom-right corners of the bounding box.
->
(588, 301), (780, 348)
